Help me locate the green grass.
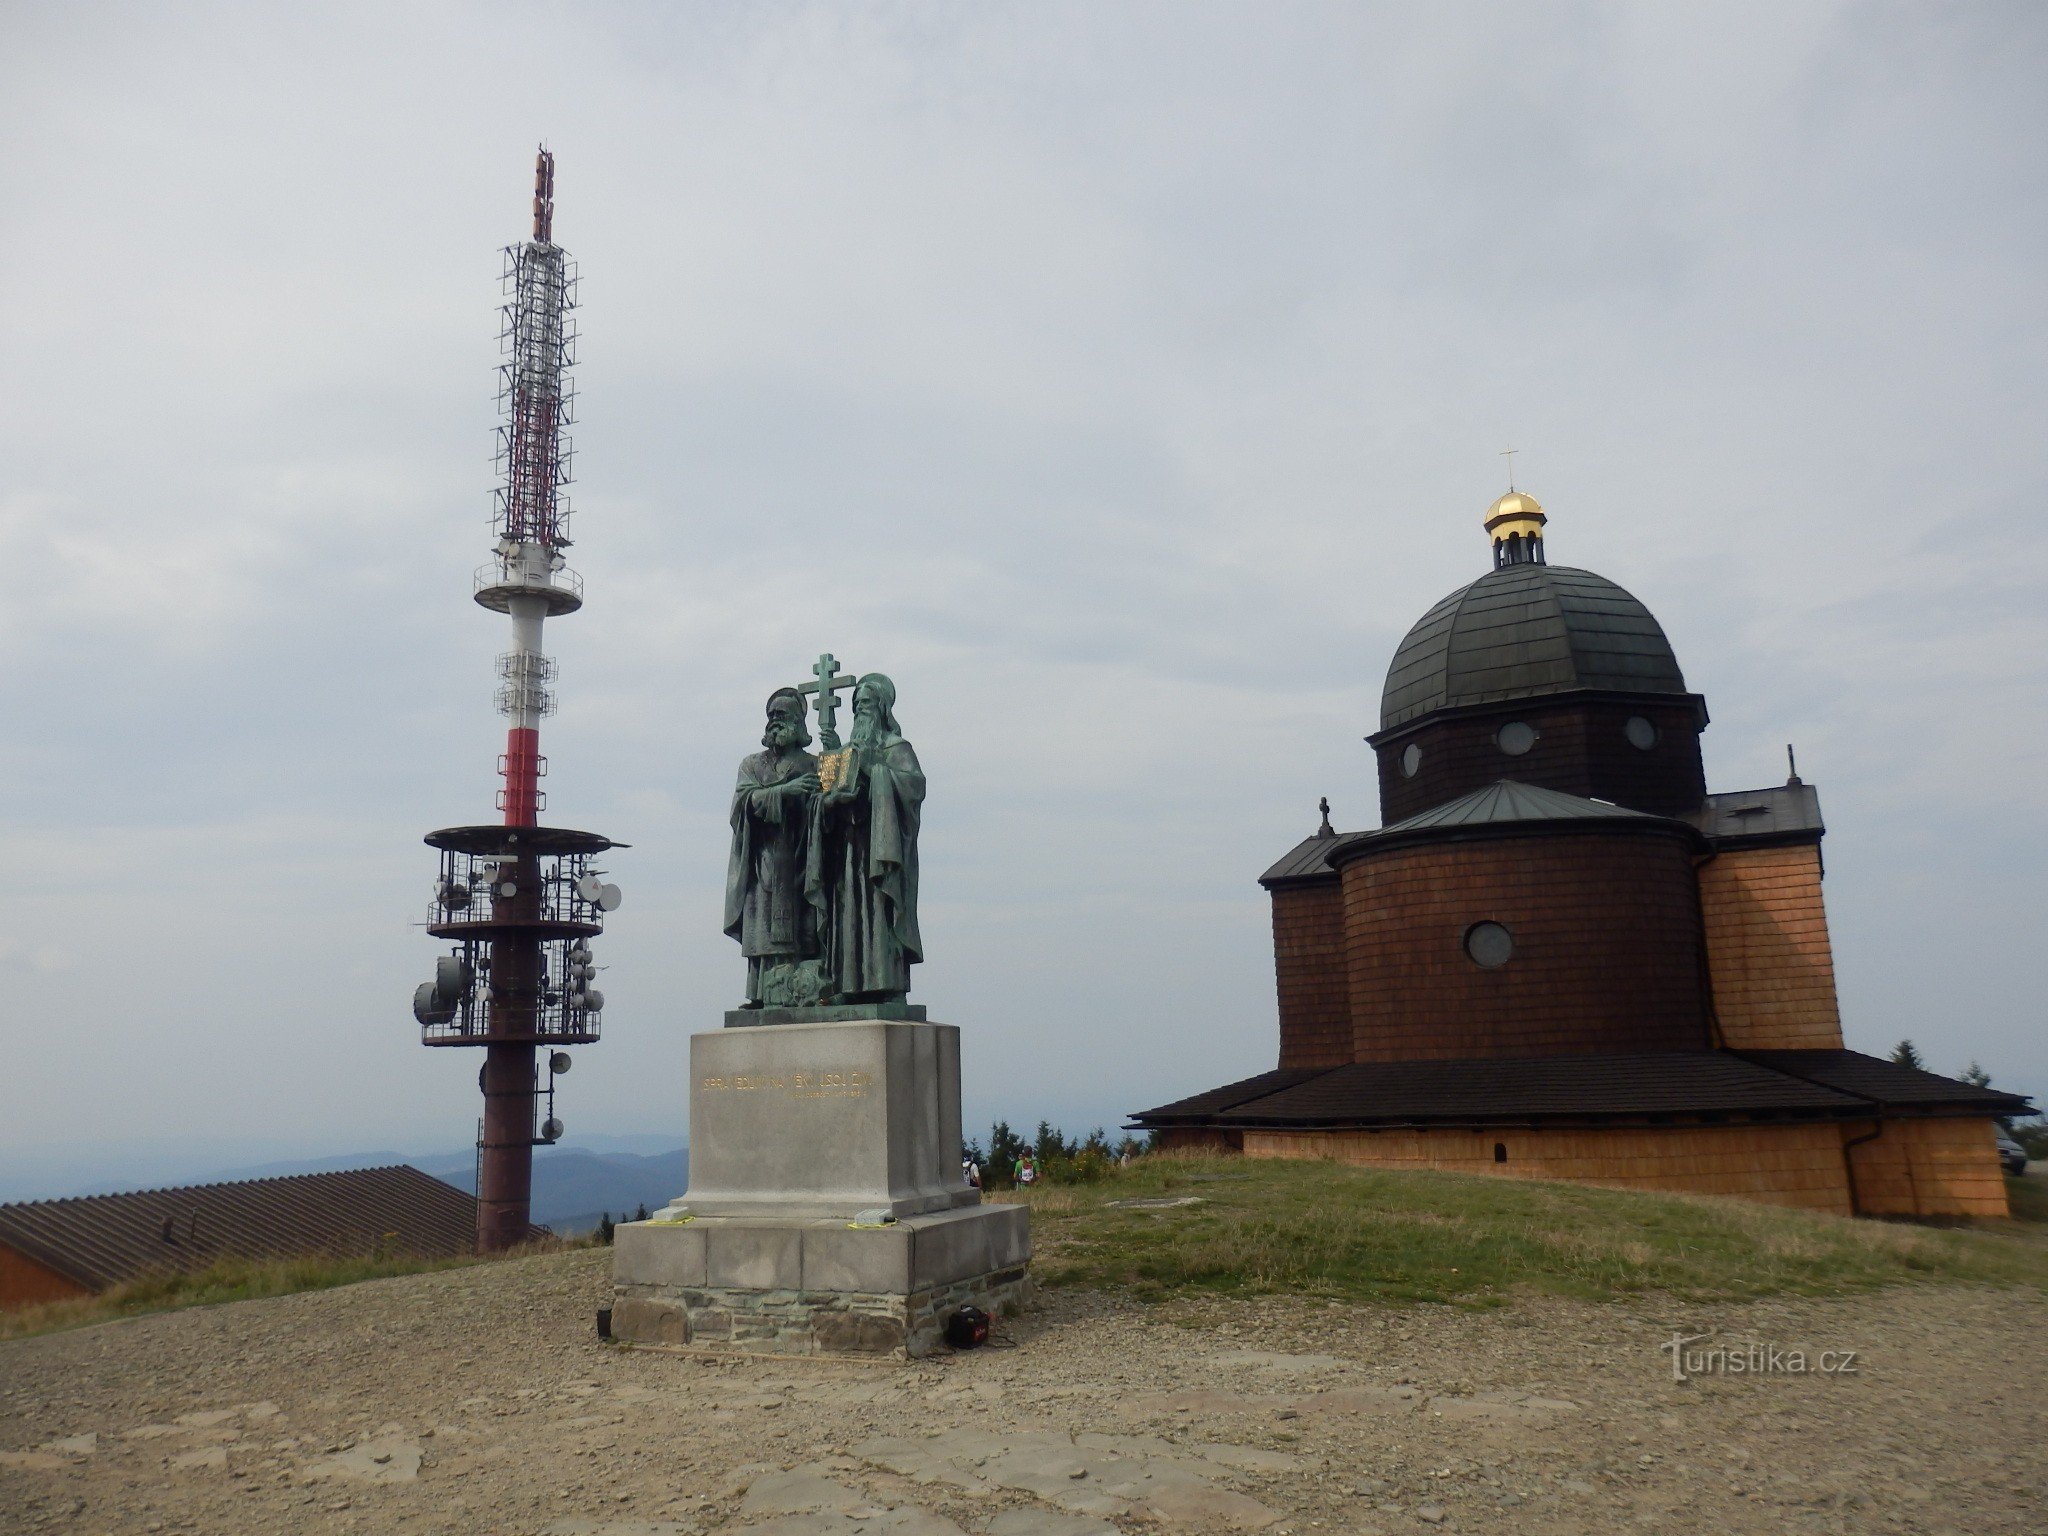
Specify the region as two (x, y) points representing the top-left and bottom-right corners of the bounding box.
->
(9, 1165), (2041, 1338)
(991, 1154), (2048, 1308)
(0, 1246), (527, 1342)
(2005, 1171), (2048, 1226)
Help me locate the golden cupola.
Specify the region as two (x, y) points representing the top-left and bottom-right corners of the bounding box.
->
(1484, 489), (1547, 568)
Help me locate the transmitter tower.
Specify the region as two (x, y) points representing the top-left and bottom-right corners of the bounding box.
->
(413, 150), (624, 1252)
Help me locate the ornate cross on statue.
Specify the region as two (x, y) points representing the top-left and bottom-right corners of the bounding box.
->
(799, 652), (856, 751)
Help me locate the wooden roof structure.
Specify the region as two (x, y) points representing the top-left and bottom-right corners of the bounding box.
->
(0, 1165), (501, 1293)
(1132, 1050), (2033, 1132)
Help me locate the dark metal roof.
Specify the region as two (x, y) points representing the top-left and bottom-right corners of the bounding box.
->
(1135, 1068), (1330, 1124)
(1327, 780), (1702, 868)
(0, 1165), (499, 1293)
(426, 825), (621, 855)
(1209, 1053), (1859, 1126)
(1689, 783), (1825, 848)
(1737, 1050), (2035, 1116)
(1386, 779), (1656, 832)
(1380, 564), (1689, 731)
(1259, 831), (1351, 887)
(1261, 783), (1683, 887)
(1132, 1049), (2033, 1130)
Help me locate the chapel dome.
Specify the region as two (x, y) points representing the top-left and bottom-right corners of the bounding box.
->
(1379, 562), (1689, 732)
(1483, 489), (1545, 529)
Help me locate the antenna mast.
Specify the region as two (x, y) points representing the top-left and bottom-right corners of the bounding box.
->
(413, 149), (626, 1253)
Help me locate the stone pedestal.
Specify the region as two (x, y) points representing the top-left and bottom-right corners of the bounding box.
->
(609, 1019), (1030, 1358)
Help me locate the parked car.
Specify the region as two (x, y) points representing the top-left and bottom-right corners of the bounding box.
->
(1995, 1129), (2028, 1176)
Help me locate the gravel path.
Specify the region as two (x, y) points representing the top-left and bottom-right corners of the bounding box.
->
(2, 1248), (2043, 1535)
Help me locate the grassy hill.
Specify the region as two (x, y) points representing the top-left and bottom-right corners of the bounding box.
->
(8, 1154), (2042, 1341)
(993, 1153), (2048, 1307)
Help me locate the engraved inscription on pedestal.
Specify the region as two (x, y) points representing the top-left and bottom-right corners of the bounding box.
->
(667, 1020), (974, 1222)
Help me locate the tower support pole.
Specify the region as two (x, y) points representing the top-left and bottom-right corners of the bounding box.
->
(501, 581), (550, 826)
(478, 847), (542, 1250)
(478, 1042), (539, 1249)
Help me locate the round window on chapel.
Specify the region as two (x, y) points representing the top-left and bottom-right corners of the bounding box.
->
(1464, 921), (1514, 967)
(1400, 742), (1423, 778)
(1625, 715), (1659, 750)
(1495, 721), (1538, 756)
(1466, 921), (1515, 966)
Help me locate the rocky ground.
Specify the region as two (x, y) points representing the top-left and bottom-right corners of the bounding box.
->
(2, 1247), (2043, 1536)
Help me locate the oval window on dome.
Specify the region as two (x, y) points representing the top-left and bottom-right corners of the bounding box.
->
(1400, 742), (1423, 778)
(1496, 721), (1538, 756)
(1464, 921), (1514, 968)
(1625, 715), (1659, 750)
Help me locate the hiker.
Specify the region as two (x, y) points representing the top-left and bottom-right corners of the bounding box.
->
(1014, 1150), (1038, 1186)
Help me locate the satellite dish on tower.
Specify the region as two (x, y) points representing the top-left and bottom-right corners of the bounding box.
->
(550, 1051), (572, 1074)
(435, 955), (473, 998)
(582, 988), (605, 1013)
(540, 1117), (564, 1143)
(413, 982), (455, 1026)
(575, 874), (604, 902)
(597, 884), (622, 911)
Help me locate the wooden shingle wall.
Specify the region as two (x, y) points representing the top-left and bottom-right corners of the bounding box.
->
(1271, 882), (1352, 1069)
(1698, 843), (1844, 1050)
(1846, 1117), (2009, 1218)
(1154, 1127), (1245, 1154)
(1243, 1123), (1854, 1212)
(0, 1243), (88, 1310)
(1376, 698), (1707, 823)
(1340, 830), (1711, 1061)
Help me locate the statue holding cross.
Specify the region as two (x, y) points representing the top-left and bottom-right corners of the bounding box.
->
(725, 653), (926, 1016)
(799, 652), (857, 790)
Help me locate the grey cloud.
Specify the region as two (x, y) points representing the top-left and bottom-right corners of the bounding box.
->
(2, 1), (2043, 1188)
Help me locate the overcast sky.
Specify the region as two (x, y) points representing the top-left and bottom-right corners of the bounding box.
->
(3, 2), (2043, 1199)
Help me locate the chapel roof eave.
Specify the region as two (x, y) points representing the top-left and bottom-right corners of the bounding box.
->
(1258, 831), (1354, 888)
(1321, 780), (1708, 870)
(1128, 1050), (2034, 1132)
(1689, 783), (1826, 850)
(1326, 814), (1708, 869)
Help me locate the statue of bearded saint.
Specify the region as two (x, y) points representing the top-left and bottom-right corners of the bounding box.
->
(807, 673), (925, 1004)
(723, 688), (827, 1008)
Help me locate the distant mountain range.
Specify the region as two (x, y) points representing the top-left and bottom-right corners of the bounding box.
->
(200, 1144), (688, 1235)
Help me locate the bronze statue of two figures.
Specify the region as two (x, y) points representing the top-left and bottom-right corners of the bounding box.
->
(725, 654), (923, 1013)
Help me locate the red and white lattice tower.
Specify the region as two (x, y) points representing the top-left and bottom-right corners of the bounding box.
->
(414, 150), (624, 1252)
(491, 148), (576, 825)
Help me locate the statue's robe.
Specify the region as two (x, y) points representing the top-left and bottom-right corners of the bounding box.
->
(724, 746), (822, 1005)
(810, 734), (924, 1001)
